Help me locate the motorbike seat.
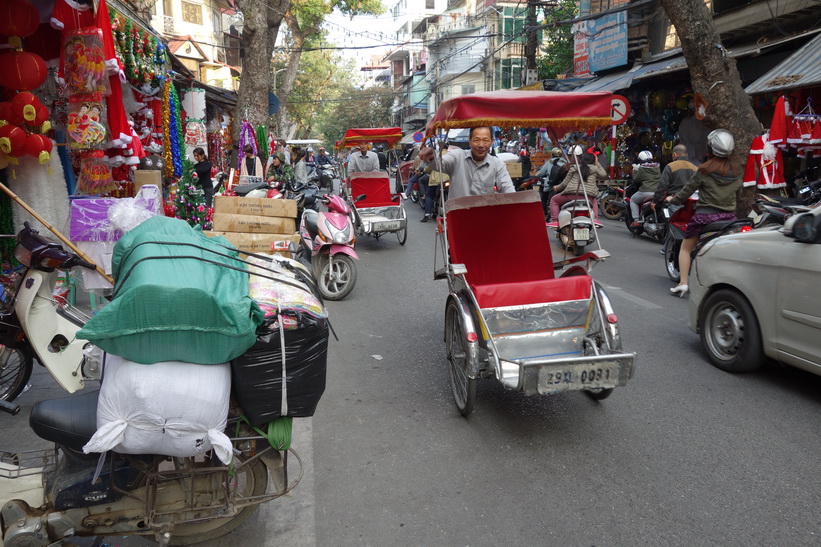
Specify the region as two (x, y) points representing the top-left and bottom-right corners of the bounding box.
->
(30, 390), (99, 452)
(700, 219), (746, 233)
(303, 208), (320, 239)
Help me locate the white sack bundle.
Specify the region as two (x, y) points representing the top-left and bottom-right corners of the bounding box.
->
(83, 355), (233, 464)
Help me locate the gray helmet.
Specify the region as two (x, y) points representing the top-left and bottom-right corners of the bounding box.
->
(707, 129), (734, 157)
(638, 150), (653, 162)
(551, 147), (562, 157)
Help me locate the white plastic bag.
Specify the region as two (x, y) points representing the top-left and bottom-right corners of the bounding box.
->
(83, 354), (233, 464)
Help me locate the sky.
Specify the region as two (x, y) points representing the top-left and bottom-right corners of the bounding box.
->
(324, 7), (397, 69)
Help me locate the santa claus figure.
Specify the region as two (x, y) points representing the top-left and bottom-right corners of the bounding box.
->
(743, 133), (786, 190)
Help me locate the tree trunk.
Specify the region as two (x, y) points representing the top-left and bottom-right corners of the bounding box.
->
(276, 13), (319, 139)
(659, 0), (763, 214)
(234, 0), (289, 146)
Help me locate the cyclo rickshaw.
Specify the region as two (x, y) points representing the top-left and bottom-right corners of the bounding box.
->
(426, 90), (636, 416)
(340, 127), (408, 245)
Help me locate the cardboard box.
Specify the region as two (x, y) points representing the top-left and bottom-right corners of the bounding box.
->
(212, 213), (296, 234)
(133, 170), (163, 193)
(205, 231), (300, 256)
(505, 162), (523, 178)
(213, 196), (297, 219)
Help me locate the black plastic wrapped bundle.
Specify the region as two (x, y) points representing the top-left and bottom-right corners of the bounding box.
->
(231, 315), (328, 426)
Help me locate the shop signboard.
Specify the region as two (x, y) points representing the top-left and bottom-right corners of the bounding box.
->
(588, 12), (627, 73)
(573, 21), (590, 78)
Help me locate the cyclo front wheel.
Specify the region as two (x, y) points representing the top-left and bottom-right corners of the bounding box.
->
(445, 300), (476, 417)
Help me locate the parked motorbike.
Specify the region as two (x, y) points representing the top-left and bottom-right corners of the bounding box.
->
(663, 197), (752, 282)
(0, 223), (104, 403)
(750, 177), (821, 228)
(598, 178), (627, 220)
(554, 199), (599, 256)
(297, 193), (358, 300)
(0, 386), (293, 546)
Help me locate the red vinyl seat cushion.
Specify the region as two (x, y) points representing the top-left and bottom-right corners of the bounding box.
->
(349, 177), (396, 209)
(472, 275), (592, 309)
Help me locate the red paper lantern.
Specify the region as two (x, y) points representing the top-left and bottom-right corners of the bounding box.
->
(34, 104), (50, 127)
(25, 133), (52, 164)
(0, 124), (27, 156)
(0, 1), (39, 38)
(0, 51), (47, 91)
(11, 91), (41, 123)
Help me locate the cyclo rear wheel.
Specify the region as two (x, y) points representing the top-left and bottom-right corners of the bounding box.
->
(445, 300), (476, 416)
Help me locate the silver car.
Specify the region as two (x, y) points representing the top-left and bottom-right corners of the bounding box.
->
(688, 206), (821, 377)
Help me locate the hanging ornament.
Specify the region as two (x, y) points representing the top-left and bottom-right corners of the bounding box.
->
(0, 124), (27, 156)
(0, 50), (48, 91)
(11, 92), (42, 124)
(0, 0), (39, 38)
(25, 133), (53, 164)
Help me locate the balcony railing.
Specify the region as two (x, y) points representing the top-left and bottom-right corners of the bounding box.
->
(402, 106), (428, 120)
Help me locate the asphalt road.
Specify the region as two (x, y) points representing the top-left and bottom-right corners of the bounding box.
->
(2, 201), (819, 546)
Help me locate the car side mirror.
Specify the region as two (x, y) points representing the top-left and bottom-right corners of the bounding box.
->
(786, 212), (821, 243)
(355, 194), (367, 202)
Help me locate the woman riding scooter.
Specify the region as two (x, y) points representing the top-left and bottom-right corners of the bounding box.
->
(548, 146), (606, 224)
(666, 129), (742, 297)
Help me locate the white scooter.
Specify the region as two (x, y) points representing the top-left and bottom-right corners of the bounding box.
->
(1, 223), (104, 405)
(555, 199), (601, 256)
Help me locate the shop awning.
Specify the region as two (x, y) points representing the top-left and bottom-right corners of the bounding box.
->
(574, 60), (685, 92)
(745, 32), (821, 94)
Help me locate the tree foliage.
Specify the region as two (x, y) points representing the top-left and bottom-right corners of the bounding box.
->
(314, 81), (395, 147)
(536, 0), (577, 79)
(275, 0), (385, 138)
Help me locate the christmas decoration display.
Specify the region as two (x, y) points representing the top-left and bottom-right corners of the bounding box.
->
(67, 94), (108, 149)
(174, 159), (212, 230)
(237, 120), (257, 169)
(255, 125), (268, 164)
(77, 150), (116, 194)
(208, 131), (227, 175)
(182, 88), (207, 159)
(743, 134), (786, 189)
(161, 80), (184, 178)
(63, 28), (109, 95)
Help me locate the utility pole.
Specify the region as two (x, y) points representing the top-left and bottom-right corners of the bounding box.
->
(524, 0), (539, 85)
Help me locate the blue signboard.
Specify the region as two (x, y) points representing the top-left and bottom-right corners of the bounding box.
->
(588, 12), (627, 73)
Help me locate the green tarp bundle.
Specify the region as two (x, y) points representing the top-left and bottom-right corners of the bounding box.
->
(78, 216), (264, 364)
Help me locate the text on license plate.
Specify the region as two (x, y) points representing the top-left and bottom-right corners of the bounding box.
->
(538, 363), (619, 392)
(378, 221), (401, 231)
(573, 228), (590, 240)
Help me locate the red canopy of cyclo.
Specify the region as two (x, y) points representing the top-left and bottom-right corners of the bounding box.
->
(340, 127), (403, 148)
(425, 90), (613, 136)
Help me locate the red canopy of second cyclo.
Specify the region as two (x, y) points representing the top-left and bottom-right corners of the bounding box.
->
(425, 90), (614, 136)
(340, 127), (403, 148)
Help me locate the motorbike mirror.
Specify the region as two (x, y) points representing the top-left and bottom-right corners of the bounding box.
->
(787, 212), (821, 243)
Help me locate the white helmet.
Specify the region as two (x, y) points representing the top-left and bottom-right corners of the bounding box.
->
(570, 145), (584, 156)
(638, 150), (653, 162)
(707, 129), (734, 157)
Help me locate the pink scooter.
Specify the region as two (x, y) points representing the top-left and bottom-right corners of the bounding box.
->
(298, 193), (359, 300)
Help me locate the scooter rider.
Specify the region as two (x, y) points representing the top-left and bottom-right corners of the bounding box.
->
(549, 146), (606, 223)
(652, 144), (697, 209)
(666, 129), (743, 297)
(419, 126), (515, 199)
(629, 150), (661, 227)
(534, 147), (565, 219)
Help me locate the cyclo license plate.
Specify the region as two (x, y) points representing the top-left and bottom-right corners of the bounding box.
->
(378, 220), (401, 231)
(573, 228), (590, 241)
(537, 362), (620, 393)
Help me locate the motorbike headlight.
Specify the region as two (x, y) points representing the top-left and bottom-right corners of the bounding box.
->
(333, 232), (347, 244)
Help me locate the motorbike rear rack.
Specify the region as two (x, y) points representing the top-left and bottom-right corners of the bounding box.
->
(0, 448), (58, 478)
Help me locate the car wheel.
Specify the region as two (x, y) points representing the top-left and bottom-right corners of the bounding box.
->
(699, 289), (765, 372)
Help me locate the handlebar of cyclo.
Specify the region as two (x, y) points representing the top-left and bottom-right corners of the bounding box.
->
(0, 398), (21, 415)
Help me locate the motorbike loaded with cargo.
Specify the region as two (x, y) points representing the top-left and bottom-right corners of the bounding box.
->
(0, 194), (328, 546)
